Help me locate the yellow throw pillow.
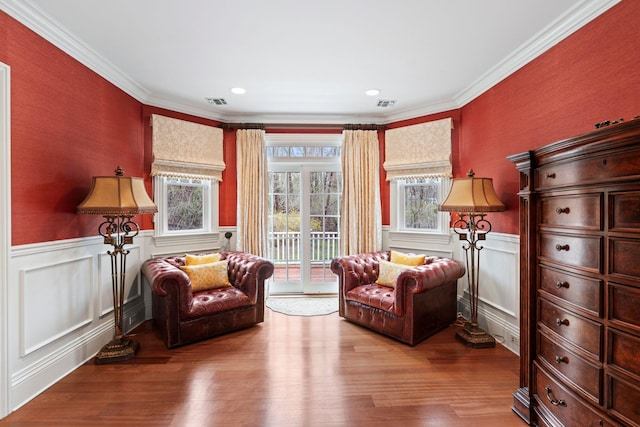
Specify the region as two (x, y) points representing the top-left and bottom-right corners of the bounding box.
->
(376, 260), (412, 288)
(390, 250), (426, 266)
(185, 253), (221, 266)
(180, 260), (231, 292)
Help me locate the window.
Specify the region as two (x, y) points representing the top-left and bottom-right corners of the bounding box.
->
(154, 176), (217, 236)
(266, 145), (341, 159)
(392, 177), (450, 235)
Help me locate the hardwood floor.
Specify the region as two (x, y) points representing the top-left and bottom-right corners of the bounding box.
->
(1, 308), (525, 427)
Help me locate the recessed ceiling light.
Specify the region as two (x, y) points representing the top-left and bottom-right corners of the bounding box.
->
(365, 89), (380, 96)
(231, 87), (246, 94)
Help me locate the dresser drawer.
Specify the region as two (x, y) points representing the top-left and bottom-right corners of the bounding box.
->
(608, 329), (640, 378)
(538, 331), (602, 403)
(535, 149), (640, 190)
(533, 364), (614, 427)
(610, 191), (640, 232)
(609, 283), (640, 332)
(607, 371), (640, 425)
(610, 238), (640, 279)
(539, 193), (602, 230)
(539, 266), (602, 315)
(539, 298), (602, 358)
(539, 232), (602, 273)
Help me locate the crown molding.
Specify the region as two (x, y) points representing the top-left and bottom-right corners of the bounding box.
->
(0, 0), (150, 103)
(381, 98), (461, 124)
(1, 0), (621, 126)
(143, 94), (228, 123)
(453, 0), (621, 108)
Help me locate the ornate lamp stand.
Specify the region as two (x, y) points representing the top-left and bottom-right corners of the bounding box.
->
(94, 214), (140, 363)
(451, 213), (496, 348)
(438, 169), (505, 349)
(77, 166), (157, 364)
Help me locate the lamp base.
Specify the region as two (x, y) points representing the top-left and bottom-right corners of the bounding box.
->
(456, 322), (496, 348)
(94, 337), (139, 364)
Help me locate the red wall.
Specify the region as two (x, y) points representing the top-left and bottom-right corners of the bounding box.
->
(1, 12), (147, 245)
(459, 1), (640, 235)
(3, 0), (639, 244)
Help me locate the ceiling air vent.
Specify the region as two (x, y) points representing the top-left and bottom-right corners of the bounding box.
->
(377, 100), (396, 107)
(206, 97), (227, 105)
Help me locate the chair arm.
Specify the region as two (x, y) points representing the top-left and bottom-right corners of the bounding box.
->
(395, 257), (465, 295)
(220, 251), (274, 304)
(141, 257), (194, 309)
(331, 251), (390, 294)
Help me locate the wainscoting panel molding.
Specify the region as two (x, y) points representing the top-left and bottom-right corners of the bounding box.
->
(19, 256), (94, 356)
(451, 232), (520, 355)
(7, 235), (150, 413)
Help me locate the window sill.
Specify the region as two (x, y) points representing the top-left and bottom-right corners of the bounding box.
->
(388, 230), (452, 246)
(153, 232), (220, 248)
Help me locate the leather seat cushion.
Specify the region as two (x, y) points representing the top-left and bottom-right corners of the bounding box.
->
(186, 287), (251, 319)
(346, 284), (396, 314)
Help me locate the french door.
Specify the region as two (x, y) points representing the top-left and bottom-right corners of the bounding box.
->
(267, 164), (341, 295)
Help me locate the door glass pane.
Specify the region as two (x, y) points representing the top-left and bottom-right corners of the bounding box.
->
(269, 171), (301, 284)
(309, 171), (341, 284)
(268, 167), (341, 294)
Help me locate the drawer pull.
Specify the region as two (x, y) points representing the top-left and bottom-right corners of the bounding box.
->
(554, 355), (568, 364)
(555, 281), (569, 289)
(545, 173), (556, 179)
(555, 244), (570, 251)
(545, 385), (567, 407)
(555, 207), (570, 214)
(555, 318), (569, 327)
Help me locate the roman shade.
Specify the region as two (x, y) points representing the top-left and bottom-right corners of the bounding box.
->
(151, 114), (225, 181)
(383, 117), (453, 180)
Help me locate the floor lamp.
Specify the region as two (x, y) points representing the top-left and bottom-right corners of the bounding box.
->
(438, 169), (505, 348)
(77, 166), (157, 364)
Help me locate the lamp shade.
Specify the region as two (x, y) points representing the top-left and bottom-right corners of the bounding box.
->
(77, 167), (157, 215)
(438, 169), (505, 213)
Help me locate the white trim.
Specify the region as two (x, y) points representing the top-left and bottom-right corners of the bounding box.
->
(0, 60), (11, 418)
(453, 0), (621, 108)
(381, 0), (622, 123)
(265, 133), (343, 146)
(389, 177), (451, 235)
(0, 0), (619, 124)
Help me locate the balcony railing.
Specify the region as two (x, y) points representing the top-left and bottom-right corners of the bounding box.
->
(268, 231), (339, 264)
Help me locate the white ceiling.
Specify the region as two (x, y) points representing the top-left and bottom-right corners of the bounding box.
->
(3, 0), (619, 124)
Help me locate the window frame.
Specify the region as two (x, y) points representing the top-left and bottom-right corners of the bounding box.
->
(153, 175), (219, 246)
(389, 177), (452, 244)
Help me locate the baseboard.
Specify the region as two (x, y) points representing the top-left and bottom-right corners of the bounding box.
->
(9, 299), (146, 412)
(457, 295), (520, 355)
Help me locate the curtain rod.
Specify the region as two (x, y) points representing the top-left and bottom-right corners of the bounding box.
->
(343, 124), (386, 131)
(221, 123), (265, 130)
(221, 123), (386, 131)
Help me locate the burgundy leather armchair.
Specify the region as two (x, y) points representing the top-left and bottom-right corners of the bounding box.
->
(331, 251), (465, 345)
(142, 251), (274, 348)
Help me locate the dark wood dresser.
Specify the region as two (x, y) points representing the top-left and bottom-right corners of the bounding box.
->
(509, 118), (640, 427)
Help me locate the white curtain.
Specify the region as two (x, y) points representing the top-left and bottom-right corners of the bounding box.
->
(236, 129), (268, 256)
(340, 129), (382, 255)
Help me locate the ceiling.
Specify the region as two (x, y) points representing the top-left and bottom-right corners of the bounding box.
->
(4, 0), (619, 124)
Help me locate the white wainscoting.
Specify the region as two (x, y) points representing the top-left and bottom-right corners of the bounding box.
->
(2, 226), (518, 416)
(7, 233), (150, 413)
(384, 227), (520, 355)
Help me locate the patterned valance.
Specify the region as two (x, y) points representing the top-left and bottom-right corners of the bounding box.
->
(383, 117), (453, 181)
(151, 114), (225, 181)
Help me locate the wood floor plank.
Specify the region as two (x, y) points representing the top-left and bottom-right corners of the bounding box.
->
(0, 309), (525, 426)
